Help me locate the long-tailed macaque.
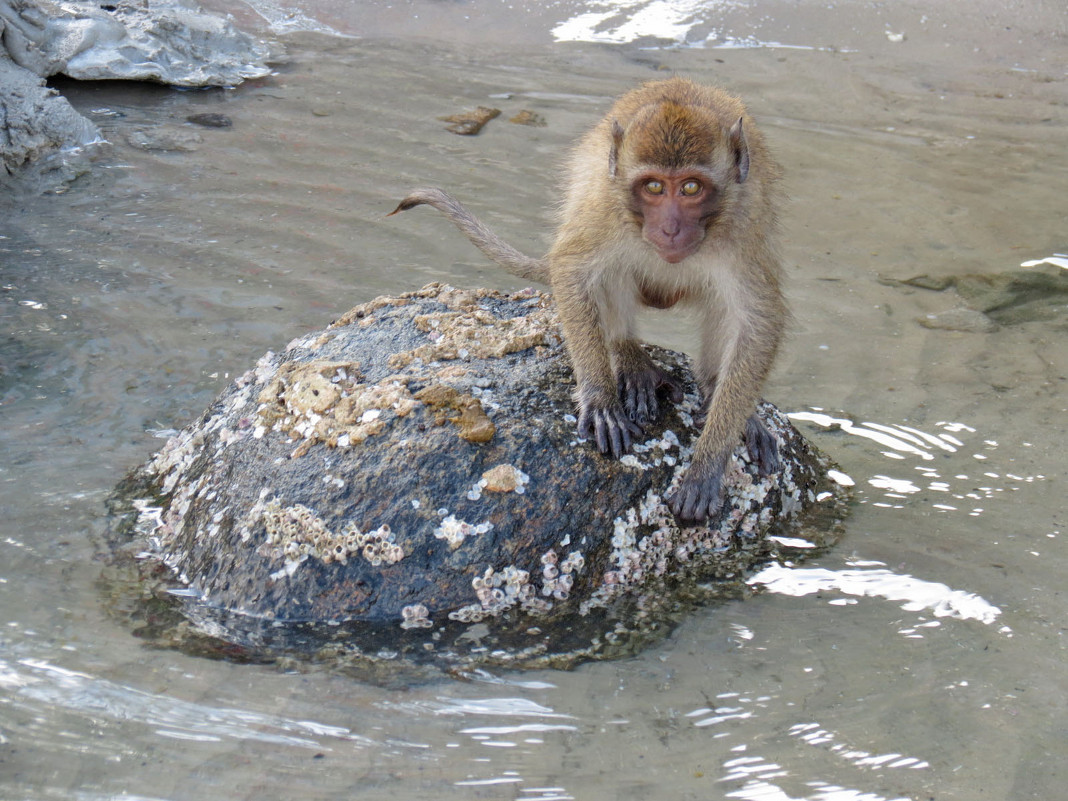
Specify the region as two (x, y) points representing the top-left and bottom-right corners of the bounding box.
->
(391, 77), (786, 524)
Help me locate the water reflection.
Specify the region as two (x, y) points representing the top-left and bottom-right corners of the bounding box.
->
(788, 410), (1045, 517)
(1, 656), (376, 749)
(684, 690), (931, 800)
(749, 562), (1004, 628)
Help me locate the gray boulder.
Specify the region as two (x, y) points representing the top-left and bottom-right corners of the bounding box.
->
(0, 43), (100, 181)
(107, 284), (848, 671)
(0, 0), (270, 85)
(0, 0), (271, 189)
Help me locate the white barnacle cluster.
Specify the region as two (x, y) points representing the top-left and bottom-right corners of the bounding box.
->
(469, 385), (501, 412)
(392, 302), (556, 369)
(539, 548), (585, 601)
(149, 427), (205, 494)
(261, 500), (403, 578)
(256, 360), (417, 452)
(343, 523), (405, 567)
(433, 514), (493, 550)
(618, 428), (683, 470)
(449, 565), (543, 623)
(262, 501), (327, 578)
(235, 349), (278, 389)
(581, 487), (716, 614)
(400, 603), (433, 630)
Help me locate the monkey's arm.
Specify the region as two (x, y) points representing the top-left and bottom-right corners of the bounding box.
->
(552, 264), (643, 458)
(389, 188), (549, 283)
(671, 285), (785, 524)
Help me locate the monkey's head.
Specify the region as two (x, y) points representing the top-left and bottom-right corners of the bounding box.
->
(611, 98), (751, 265)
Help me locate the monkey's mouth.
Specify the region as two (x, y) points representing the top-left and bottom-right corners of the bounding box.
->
(653, 242), (700, 264)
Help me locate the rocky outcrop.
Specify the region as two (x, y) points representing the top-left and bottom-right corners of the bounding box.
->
(106, 284), (849, 672)
(0, 0), (271, 188)
(0, 45), (100, 184)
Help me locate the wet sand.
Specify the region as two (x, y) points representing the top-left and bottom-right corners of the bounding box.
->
(1, 1), (1065, 799)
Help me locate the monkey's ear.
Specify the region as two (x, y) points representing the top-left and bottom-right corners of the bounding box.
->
(609, 120), (624, 178)
(729, 116), (750, 183)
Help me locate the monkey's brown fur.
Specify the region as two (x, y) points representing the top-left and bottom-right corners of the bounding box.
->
(391, 77), (787, 524)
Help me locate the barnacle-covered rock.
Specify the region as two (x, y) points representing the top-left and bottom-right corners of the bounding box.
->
(105, 283), (849, 673)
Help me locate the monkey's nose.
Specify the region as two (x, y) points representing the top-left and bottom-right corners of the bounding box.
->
(660, 220), (681, 240)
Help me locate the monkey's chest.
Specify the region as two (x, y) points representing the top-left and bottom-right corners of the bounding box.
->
(636, 280), (688, 310)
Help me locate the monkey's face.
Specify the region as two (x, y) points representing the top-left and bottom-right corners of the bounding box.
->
(627, 170), (720, 264)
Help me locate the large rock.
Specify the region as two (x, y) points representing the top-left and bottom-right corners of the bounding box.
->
(0, 0), (271, 189)
(0, 45), (100, 183)
(0, 0), (271, 85)
(106, 284), (849, 672)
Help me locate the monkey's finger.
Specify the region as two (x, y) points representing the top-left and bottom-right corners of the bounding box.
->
(662, 376), (684, 405)
(633, 387), (655, 426)
(594, 415), (613, 455)
(670, 471), (724, 525)
(620, 379), (653, 426)
(604, 411), (629, 459)
(618, 414), (645, 458)
(577, 410), (594, 441)
(668, 486), (695, 523)
(608, 418), (625, 459)
(744, 414), (781, 474)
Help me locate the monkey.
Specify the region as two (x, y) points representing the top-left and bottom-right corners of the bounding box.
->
(391, 77), (786, 525)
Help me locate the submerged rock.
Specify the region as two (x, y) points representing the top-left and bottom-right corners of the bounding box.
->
(917, 308), (999, 333)
(886, 266), (1068, 327)
(106, 284), (848, 673)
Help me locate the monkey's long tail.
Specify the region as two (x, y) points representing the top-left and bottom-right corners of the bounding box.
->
(389, 187), (549, 283)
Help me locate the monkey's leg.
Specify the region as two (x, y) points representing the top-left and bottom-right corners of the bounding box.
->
(553, 268), (643, 459)
(614, 340), (683, 426)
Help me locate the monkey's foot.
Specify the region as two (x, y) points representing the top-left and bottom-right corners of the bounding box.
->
(618, 364), (683, 426)
(745, 414), (780, 474)
(667, 457), (727, 525)
(577, 403), (644, 460)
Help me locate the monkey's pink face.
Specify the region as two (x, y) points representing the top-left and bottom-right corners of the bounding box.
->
(628, 170), (720, 264)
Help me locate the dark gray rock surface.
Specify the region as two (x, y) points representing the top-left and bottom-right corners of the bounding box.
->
(106, 284), (849, 672)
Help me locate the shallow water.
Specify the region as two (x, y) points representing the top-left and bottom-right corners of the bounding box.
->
(1, 1), (1066, 799)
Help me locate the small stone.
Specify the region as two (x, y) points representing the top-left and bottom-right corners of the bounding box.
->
(482, 464), (522, 492)
(454, 398), (495, 443)
(918, 308), (999, 333)
(186, 112), (233, 128)
(509, 109), (546, 127)
(439, 106), (501, 135)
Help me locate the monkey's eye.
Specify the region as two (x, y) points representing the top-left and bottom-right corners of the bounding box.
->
(644, 180), (665, 195)
(681, 180), (702, 196)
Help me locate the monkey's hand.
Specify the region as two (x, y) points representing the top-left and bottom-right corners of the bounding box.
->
(744, 414), (780, 475)
(577, 402), (644, 460)
(693, 405), (780, 472)
(618, 365), (683, 426)
(668, 455), (728, 525)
